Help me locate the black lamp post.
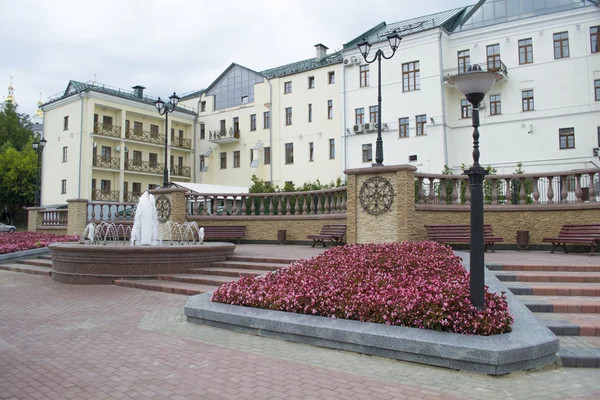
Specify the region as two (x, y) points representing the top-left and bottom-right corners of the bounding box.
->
(154, 92), (180, 187)
(448, 65), (501, 309)
(32, 136), (47, 206)
(357, 32), (402, 166)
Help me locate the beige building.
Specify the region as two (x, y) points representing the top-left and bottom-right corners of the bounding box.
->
(180, 44), (344, 189)
(41, 82), (196, 205)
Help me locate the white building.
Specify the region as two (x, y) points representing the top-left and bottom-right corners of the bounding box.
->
(179, 44), (344, 189)
(342, 0), (600, 174)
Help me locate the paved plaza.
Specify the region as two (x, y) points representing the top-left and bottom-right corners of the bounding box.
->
(1, 247), (600, 399)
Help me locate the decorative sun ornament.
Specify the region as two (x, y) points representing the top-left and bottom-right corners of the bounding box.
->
(359, 176), (394, 216)
(155, 195), (171, 223)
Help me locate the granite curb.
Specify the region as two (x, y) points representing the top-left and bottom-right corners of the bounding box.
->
(185, 251), (559, 375)
(0, 247), (50, 262)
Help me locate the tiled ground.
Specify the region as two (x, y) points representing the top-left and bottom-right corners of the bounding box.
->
(1, 269), (600, 400)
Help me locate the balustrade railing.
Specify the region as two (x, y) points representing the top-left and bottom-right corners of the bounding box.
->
(171, 165), (191, 177)
(87, 201), (137, 223)
(93, 156), (120, 169)
(125, 160), (163, 174)
(125, 128), (165, 145)
(93, 123), (121, 138)
(40, 209), (68, 226)
(414, 168), (600, 206)
(91, 190), (120, 202)
(171, 137), (192, 149)
(186, 187), (347, 217)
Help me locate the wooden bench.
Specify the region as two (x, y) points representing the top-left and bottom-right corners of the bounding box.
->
(542, 224), (600, 256)
(307, 224), (347, 248)
(202, 226), (246, 244)
(426, 224), (504, 252)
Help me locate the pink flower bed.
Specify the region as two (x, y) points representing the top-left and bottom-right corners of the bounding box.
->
(0, 232), (79, 254)
(212, 241), (513, 335)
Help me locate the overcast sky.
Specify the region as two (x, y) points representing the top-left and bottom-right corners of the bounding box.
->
(1, 0), (474, 117)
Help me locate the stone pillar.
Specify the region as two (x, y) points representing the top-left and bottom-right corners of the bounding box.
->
(67, 199), (89, 236)
(26, 207), (44, 232)
(344, 165), (417, 244)
(149, 187), (188, 225)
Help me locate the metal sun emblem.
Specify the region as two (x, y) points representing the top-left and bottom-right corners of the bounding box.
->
(155, 195), (171, 223)
(359, 176), (394, 216)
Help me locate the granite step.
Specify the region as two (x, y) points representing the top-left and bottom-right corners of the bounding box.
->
(39, 255), (53, 261)
(505, 282), (600, 296)
(16, 258), (53, 268)
(494, 270), (600, 283)
(188, 267), (269, 278)
(0, 263), (52, 276)
(487, 264), (600, 273)
(208, 260), (289, 271)
(557, 337), (600, 367)
(536, 313), (600, 336)
(114, 279), (218, 296)
(517, 295), (600, 313)
(225, 256), (297, 265)
(158, 274), (239, 286)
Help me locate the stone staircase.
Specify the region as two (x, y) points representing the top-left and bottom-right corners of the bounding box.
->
(489, 262), (600, 368)
(2, 253), (600, 367)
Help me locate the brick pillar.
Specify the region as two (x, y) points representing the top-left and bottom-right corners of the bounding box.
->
(344, 165), (417, 244)
(25, 207), (44, 232)
(67, 199), (89, 236)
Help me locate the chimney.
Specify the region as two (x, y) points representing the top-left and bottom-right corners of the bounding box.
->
(314, 43), (329, 62)
(132, 85), (146, 99)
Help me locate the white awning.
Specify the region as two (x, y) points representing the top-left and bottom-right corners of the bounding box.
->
(202, 148), (213, 157)
(250, 159), (258, 168)
(171, 182), (248, 195)
(251, 142), (263, 150)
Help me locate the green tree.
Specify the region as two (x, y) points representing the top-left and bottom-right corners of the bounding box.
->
(0, 102), (37, 223)
(510, 162), (533, 204)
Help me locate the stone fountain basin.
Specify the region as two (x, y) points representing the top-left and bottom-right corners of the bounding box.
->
(49, 242), (235, 284)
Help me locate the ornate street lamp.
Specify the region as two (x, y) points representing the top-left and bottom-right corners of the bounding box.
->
(357, 32), (402, 166)
(32, 136), (47, 206)
(448, 65), (502, 309)
(154, 92), (180, 187)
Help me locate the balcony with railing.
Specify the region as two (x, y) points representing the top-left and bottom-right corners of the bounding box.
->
(91, 190), (120, 202)
(124, 192), (142, 203)
(93, 123), (122, 138)
(208, 128), (240, 144)
(125, 128), (165, 145)
(171, 165), (191, 178)
(171, 136), (192, 150)
(443, 61), (508, 84)
(93, 156), (120, 169)
(125, 160), (163, 175)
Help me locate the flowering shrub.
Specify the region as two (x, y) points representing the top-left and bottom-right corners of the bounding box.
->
(0, 232), (79, 254)
(212, 241), (513, 335)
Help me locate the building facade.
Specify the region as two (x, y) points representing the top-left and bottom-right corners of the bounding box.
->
(39, 0), (600, 205)
(41, 82), (196, 205)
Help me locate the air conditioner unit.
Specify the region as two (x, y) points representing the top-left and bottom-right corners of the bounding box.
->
(594, 148), (599, 157)
(115, 145), (121, 152)
(478, 100), (486, 109)
(365, 123), (377, 132)
(352, 56), (360, 64)
(353, 124), (364, 134)
(343, 58), (351, 65)
(382, 123), (389, 131)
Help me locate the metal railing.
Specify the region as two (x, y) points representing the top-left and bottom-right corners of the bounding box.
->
(186, 187), (347, 217)
(208, 129), (240, 141)
(443, 60), (508, 81)
(93, 123), (121, 138)
(171, 136), (192, 149)
(125, 160), (163, 174)
(91, 190), (120, 202)
(125, 128), (165, 145)
(93, 156), (120, 169)
(171, 165), (191, 178)
(40, 209), (68, 226)
(414, 168), (600, 206)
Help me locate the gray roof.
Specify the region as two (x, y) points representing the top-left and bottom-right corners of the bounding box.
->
(44, 80), (197, 115)
(344, 7), (467, 49)
(179, 88), (206, 101)
(260, 51), (343, 79)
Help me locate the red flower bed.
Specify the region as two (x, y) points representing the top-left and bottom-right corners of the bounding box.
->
(0, 232), (79, 254)
(212, 241), (513, 335)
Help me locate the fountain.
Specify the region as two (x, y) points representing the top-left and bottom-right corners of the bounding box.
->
(49, 191), (233, 284)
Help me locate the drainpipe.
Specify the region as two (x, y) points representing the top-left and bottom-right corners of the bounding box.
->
(342, 57), (347, 176)
(77, 92), (85, 199)
(438, 28), (449, 169)
(266, 77), (273, 184)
